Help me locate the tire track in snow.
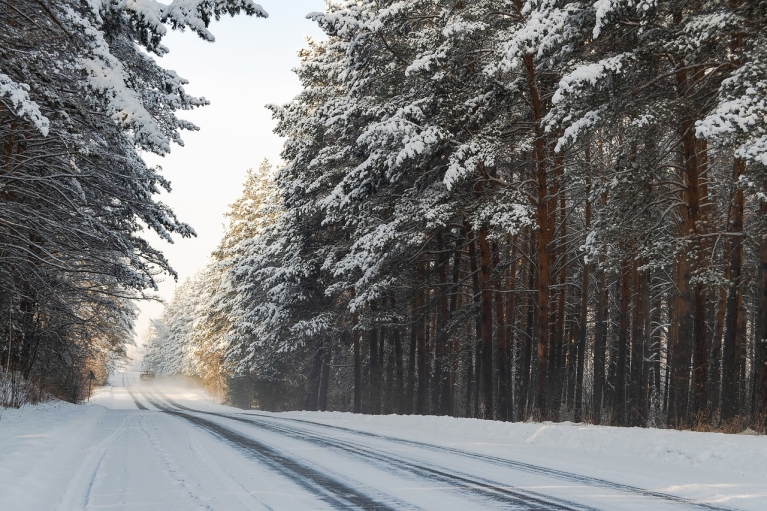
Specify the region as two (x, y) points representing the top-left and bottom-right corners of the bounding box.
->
(160, 396), (736, 511)
(125, 385), (148, 410)
(235, 409), (736, 511)
(219, 413), (592, 510)
(142, 392), (398, 510)
(55, 414), (131, 511)
(156, 395), (597, 511)
(182, 416), (279, 511)
(93, 383), (263, 511)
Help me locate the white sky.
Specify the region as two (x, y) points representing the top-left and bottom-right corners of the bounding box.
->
(131, 1), (326, 365)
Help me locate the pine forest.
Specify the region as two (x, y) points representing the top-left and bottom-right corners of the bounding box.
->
(3, 0), (767, 433)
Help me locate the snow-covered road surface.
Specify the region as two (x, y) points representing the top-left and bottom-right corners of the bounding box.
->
(1, 374), (764, 510)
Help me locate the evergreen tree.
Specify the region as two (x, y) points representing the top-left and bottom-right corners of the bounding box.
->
(1, 0), (266, 403)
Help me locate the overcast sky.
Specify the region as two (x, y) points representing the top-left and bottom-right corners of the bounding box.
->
(131, 1), (326, 364)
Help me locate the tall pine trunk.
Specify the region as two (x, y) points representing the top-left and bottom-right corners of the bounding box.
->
(493, 241), (510, 421)
(574, 252), (589, 423)
(477, 223), (494, 419)
(393, 320), (404, 414)
(353, 314), (361, 414)
(574, 176), (591, 423)
(630, 260), (649, 426)
(416, 285), (428, 415)
(721, 159), (746, 423)
(435, 230), (450, 415)
(755, 197), (767, 431)
(304, 343), (324, 411)
(467, 227), (482, 418)
(692, 139), (710, 421)
(506, 235), (519, 421)
(407, 297), (417, 414)
(518, 231), (536, 419)
(522, 53), (552, 420)
(667, 126), (697, 428)
(369, 302), (380, 415)
(615, 259), (630, 425)
(550, 158), (567, 421)
(449, 239), (464, 416)
(318, 342), (330, 412)
(710, 279), (728, 421)
(593, 256), (608, 424)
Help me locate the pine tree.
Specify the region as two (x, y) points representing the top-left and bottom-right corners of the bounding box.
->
(1, 0), (266, 402)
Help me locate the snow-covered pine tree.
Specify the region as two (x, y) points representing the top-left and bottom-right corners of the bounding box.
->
(0, 0), (266, 402)
(547, 0), (763, 428)
(141, 1), (767, 432)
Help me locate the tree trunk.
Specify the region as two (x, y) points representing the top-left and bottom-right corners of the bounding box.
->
(427, 301), (435, 414)
(524, 251), (536, 419)
(640, 263), (652, 425)
(369, 302), (380, 415)
(574, 259), (589, 423)
(721, 158), (746, 424)
(755, 197), (767, 432)
(416, 286), (428, 415)
(651, 282), (663, 418)
(593, 258), (608, 424)
(630, 260), (648, 426)
(435, 230), (450, 415)
(407, 297), (417, 415)
(493, 241), (510, 421)
(318, 341), (330, 412)
(517, 232), (536, 420)
(615, 259), (630, 425)
(535, 178), (551, 421)
(692, 139), (710, 421)
(303, 343), (324, 411)
(449, 239), (464, 416)
(464, 320), (474, 418)
(667, 130), (697, 428)
(353, 315), (361, 414)
(506, 235), (519, 421)
(667, 65), (705, 429)
(549, 160), (567, 421)
(393, 312), (404, 414)
(710, 279), (728, 422)
(379, 312), (386, 412)
(692, 280), (709, 423)
(467, 227), (482, 418)
(384, 327), (395, 415)
(668, 254), (693, 428)
(477, 224), (494, 419)
(574, 182), (591, 423)
(522, 53), (552, 420)
(628, 261), (640, 426)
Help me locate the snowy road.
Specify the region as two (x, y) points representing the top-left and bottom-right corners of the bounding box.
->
(1, 374), (764, 510)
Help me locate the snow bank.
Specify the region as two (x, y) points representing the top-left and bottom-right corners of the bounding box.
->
(0, 401), (114, 510)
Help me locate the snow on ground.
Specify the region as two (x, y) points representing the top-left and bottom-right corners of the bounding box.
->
(0, 373), (764, 510)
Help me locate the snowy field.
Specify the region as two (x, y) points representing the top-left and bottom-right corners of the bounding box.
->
(0, 373), (764, 511)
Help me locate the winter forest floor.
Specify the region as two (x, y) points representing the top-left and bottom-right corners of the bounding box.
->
(0, 374), (764, 511)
